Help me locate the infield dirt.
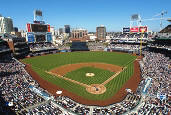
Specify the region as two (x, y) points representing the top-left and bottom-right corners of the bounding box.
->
(50, 62), (122, 76)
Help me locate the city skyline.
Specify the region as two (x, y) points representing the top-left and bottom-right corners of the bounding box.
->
(1, 0), (171, 32)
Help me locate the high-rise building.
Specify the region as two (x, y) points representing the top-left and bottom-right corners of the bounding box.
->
(0, 15), (13, 33)
(13, 27), (18, 32)
(50, 27), (55, 35)
(96, 25), (106, 40)
(58, 28), (63, 35)
(64, 25), (70, 33)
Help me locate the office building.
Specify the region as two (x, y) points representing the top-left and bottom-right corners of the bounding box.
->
(96, 25), (106, 40)
(58, 28), (63, 35)
(64, 25), (70, 33)
(0, 15), (13, 33)
(71, 28), (88, 39)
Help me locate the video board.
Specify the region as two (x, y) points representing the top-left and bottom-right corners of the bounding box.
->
(31, 24), (48, 32)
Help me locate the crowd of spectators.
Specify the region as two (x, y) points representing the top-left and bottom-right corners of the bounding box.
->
(0, 55), (65, 114)
(0, 44), (9, 51)
(112, 33), (148, 39)
(54, 93), (140, 115)
(29, 42), (57, 51)
(28, 42), (59, 57)
(0, 56), (44, 113)
(107, 44), (146, 54)
(87, 42), (105, 51)
(129, 51), (171, 115)
(108, 44), (141, 50)
(26, 102), (63, 115)
(58, 43), (71, 51)
(148, 43), (171, 50)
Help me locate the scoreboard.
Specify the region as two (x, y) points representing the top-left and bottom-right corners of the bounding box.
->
(26, 23), (52, 43)
(31, 24), (47, 32)
(27, 23), (50, 32)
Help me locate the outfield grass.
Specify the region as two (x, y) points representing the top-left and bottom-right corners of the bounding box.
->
(64, 67), (115, 85)
(23, 51), (136, 71)
(22, 51), (136, 100)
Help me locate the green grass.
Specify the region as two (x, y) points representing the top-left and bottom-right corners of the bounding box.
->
(64, 67), (115, 85)
(23, 51), (136, 71)
(22, 51), (136, 100)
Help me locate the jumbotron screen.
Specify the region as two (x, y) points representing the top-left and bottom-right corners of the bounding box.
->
(31, 24), (48, 32)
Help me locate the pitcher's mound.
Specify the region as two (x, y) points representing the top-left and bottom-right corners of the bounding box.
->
(86, 73), (95, 77)
(86, 84), (106, 94)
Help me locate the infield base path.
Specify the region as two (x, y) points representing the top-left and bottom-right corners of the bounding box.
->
(47, 62), (123, 94)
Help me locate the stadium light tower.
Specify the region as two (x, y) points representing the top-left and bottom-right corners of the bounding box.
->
(33, 10), (44, 24)
(153, 11), (167, 30)
(130, 11), (170, 31)
(130, 14), (141, 28)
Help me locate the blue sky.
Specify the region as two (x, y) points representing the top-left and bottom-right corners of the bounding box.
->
(1, 0), (171, 32)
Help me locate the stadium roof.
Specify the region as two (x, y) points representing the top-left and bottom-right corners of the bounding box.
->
(155, 37), (171, 40)
(167, 18), (171, 22)
(159, 25), (171, 33)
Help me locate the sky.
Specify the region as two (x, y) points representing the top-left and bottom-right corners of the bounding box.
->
(1, 0), (171, 32)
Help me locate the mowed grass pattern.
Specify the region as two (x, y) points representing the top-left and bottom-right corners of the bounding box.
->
(23, 51), (136, 71)
(64, 67), (115, 85)
(22, 51), (136, 100)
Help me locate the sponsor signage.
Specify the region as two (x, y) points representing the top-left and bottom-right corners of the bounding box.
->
(27, 32), (35, 43)
(130, 27), (139, 33)
(29, 85), (50, 100)
(46, 32), (52, 42)
(27, 24), (31, 32)
(48, 25), (50, 32)
(123, 27), (130, 33)
(139, 26), (148, 33)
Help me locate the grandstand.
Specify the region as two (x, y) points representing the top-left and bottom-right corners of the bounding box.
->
(28, 42), (58, 57)
(157, 24), (171, 39)
(0, 38), (12, 58)
(106, 32), (148, 55)
(0, 33), (29, 58)
(147, 24), (171, 57)
(159, 24), (171, 33)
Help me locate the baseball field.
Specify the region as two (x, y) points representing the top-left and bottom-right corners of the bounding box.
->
(22, 51), (139, 105)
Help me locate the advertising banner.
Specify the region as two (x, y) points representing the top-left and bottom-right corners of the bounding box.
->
(48, 25), (50, 32)
(130, 27), (139, 33)
(123, 27), (130, 33)
(139, 26), (148, 33)
(27, 32), (35, 43)
(27, 24), (31, 32)
(46, 32), (52, 42)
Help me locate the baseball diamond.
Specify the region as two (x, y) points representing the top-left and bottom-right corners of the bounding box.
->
(22, 51), (140, 105)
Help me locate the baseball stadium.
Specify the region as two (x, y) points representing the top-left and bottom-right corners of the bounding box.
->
(0, 10), (171, 115)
